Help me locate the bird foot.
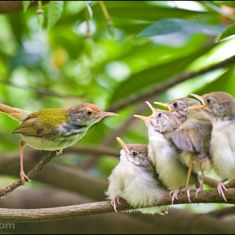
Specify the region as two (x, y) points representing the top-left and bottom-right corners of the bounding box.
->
(169, 189), (180, 205)
(217, 182), (228, 202)
(20, 171), (31, 185)
(185, 187), (191, 203)
(111, 196), (122, 212)
(195, 185), (204, 198)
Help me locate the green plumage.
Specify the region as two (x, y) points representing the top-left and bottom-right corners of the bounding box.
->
(13, 108), (69, 138)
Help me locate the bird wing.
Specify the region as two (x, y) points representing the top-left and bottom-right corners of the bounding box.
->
(171, 128), (196, 152)
(171, 118), (211, 158)
(171, 118), (203, 153)
(13, 115), (60, 138)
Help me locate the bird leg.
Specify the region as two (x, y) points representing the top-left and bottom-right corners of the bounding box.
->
(185, 161), (194, 203)
(217, 179), (228, 202)
(19, 139), (31, 185)
(195, 159), (205, 197)
(111, 195), (122, 212)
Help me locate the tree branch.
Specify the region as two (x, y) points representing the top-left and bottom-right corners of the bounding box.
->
(109, 55), (235, 112)
(0, 79), (85, 99)
(0, 151), (57, 198)
(0, 188), (235, 222)
(0, 1), (49, 14)
(0, 150), (109, 201)
(207, 206), (235, 218)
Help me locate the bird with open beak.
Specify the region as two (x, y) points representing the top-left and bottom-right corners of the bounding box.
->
(134, 102), (200, 203)
(154, 97), (213, 202)
(105, 137), (168, 215)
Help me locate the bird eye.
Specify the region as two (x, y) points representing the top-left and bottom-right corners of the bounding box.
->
(157, 113), (162, 117)
(132, 151), (138, 157)
(173, 102), (178, 108)
(206, 98), (211, 104)
(86, 110), (93, 116)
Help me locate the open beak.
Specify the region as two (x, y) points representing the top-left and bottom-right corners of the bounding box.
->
(133, 114), (151, 122)
(134, 101), (153, 121)
(189, 94), (205, 110)
(145, 101), (155, 113)
(116, 137), (130, 155)
(154, 101), (171, 111)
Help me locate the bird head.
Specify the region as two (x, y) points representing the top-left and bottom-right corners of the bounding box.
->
(190, 92), (235, 120)
(69, 103), (118, 127)
(155, 98), (200, 123)
(116, 137), (149, 167)
(134, 101), (181, 134)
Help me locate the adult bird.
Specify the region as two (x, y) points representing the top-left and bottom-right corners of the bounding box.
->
(0, 102), (117, 184)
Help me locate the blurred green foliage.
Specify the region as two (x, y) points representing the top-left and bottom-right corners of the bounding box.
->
(0, 1), (235, 213)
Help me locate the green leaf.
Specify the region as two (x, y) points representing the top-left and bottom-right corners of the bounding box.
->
(218, 23), (235, 41)
(93, 2), (213, 21)
(138, 18), (226, 37)
(109, 44), (215, 105)
(47, 1), (64, 31)
(22, 1), (31, 13)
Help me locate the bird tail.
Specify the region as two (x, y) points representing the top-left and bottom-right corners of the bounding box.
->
(0, 103), (30, 121)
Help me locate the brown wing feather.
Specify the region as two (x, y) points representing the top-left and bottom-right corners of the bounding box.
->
(171, 128), (196, 152)
(171, 117), (211, 159)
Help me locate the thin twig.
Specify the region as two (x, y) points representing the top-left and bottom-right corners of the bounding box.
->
(0, 79), (84, 99)
(0, 151), (57, 198)
(99, 1), (112, 27)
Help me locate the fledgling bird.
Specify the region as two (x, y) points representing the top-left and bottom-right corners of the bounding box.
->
(155, 97), (201, 123)
(191, 91), (235, 201)
(105, 137), (168, 215)
(134, 102), (200, 204)
(154, 98), (213, 201)
(0, 102), (117, 185)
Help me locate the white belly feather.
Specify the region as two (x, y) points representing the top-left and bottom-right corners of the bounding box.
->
(22, 133), (84, 150)
(210, 120), (235, 180)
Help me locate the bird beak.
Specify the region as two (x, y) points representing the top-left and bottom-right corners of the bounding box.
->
(101, 111), (119, 117)
(154, 101), (171, 111)
(133, 114), (151, 121)
(116, 137), (131, 155)
(145, 101), (155, 113)
(189, 94), (205, 110)
(134, 101), (153, 121)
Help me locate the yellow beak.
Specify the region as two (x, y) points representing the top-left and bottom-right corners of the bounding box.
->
(145, 101), (155, 113)
(116, 137), (130, 155)
(154, 101), (171, 111)
(133, 114), (151, 122)
(189, 94), (205, 109)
